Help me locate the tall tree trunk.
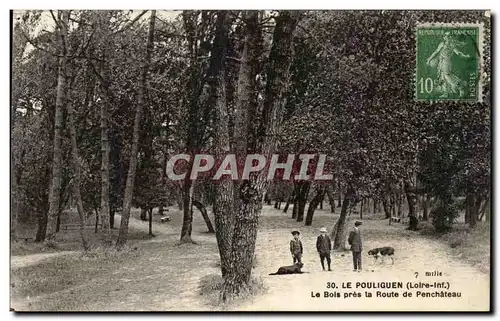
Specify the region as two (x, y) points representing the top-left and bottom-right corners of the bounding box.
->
(360, 198), (363, 219)
(283, 194), (293, 213)
(422, 194), (429, 221)
(193, 200), (215, 233)
(35, 211), (48, 242)
(45, 11), (70, 241)
(325, 186), (335, 213)
(333, 187), (353, 250)
(180, 178), (195, 243)
(148, 208), (154, 236)
(305, 186), (325, 226)
(212, 10), (300, 300)
(209, 11), (236, 286)
(116, 11), (156, 247)
(382, 196), (391, 219)
(404, 179), (417, 218)
(67, 91), (90, 250)
(140, 208), (147, 221)
(296, 181), (310, 222)
(373, 199), (377, 214)
(292, 198), (298, 219)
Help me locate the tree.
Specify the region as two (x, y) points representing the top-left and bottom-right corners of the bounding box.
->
(116, 10), (156, 247)
(45, 10), (70, 241)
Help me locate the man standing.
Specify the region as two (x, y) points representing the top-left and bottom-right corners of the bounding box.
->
(316, 227), (332, 271)
(348, 220), (363, 272)
(290, 230), (303, 264)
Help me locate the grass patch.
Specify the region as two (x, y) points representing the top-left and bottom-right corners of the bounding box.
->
(11, 246), (139, 300)
(199, 274), (267, 308)
(419, 221), (490, 273)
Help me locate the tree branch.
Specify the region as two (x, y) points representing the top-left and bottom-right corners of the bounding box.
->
(113, 10), (148, 35)
(19, 26), (61, 57)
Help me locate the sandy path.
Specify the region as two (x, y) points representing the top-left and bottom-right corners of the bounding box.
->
(10, 214), (169, 270)
(10, 251), (79, 269)
(236, 210), (490, 311)
(11, 207), (489, 311)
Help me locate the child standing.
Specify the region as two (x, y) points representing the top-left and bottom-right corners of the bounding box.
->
(290, 230), (303, 264)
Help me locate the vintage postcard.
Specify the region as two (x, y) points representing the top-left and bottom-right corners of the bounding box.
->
(10, 9), (491, 312)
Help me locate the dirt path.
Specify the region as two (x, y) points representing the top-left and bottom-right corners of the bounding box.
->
(11, 251), (79, 269)
(236, 210), (489, 311)
(11, 206), (490, 311)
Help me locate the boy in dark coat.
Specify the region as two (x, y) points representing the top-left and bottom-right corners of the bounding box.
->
(348, 220), (363, 272)
(290, 230), (303, 264)
(316, 227), (332, 271)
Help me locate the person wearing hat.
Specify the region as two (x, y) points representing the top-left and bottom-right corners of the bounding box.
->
(348, 220), (363, 272)
(316, 227), (332, 271)
(290, 230), (303, 264)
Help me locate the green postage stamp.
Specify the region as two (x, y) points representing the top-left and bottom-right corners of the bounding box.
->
(415, 23), (484, 102)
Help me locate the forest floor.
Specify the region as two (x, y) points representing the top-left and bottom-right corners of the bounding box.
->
(10, 205), (490, 311)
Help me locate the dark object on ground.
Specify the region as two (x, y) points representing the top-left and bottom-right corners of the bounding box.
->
(406, 216), (419, 231)
(368, 246), (395, 264)
(269, 262), (304, 275)
(160, 216), (171, 223)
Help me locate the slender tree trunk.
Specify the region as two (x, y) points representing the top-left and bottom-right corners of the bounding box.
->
(360, 198), (363, 219)
(283, 195), (293, 213)
(94, 208), (99, 234)
(404, 179), (417, 218)
(67, 92), (90, 250)
(292, 197), (298, 218)
(99, 52), (112, 244)
(193, 200), (215, 233)
(45, 11), (70, 242)
(176, 187), (184, 210)
(35, 211), (48, 242)
(148, 208), (154, 236)
(326, 186), (335, 213)
(296, 181), (310, 222)
(180, 178), (195, 243)
(422, 194), (429, 221)
(305, 187), (325, 226)
(337, 189), (342, 207)
(116, 11), (156, 248)
(140, 208), (147, 221)
(382, 196), (391, 219)
(333, 187), (353, 250)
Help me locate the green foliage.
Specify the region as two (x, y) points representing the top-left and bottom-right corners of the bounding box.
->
(430, 203), (459, 233)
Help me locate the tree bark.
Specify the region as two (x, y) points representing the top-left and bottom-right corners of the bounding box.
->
(333, 187), (353, 250)
(116, 10), (156, 248)
(283, 194), (293, 213)
(45, 11), (70, 242)
(325, 185), (335, 213)
(140, 208), (147, 221)
(292, 198), (298, 219)
(305, 186), (325, 226)
(296, 181), (310, 222)
(67, 90), (90, 250)
(382, 196), (391, 219)
(148, 208), (154, 236)
(360, 198), (363, 219)
(404, 179), (417, 218)
(193, 200), (215, 233)
(422, 194), (429, 221)
(213, 10), (300, 300)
